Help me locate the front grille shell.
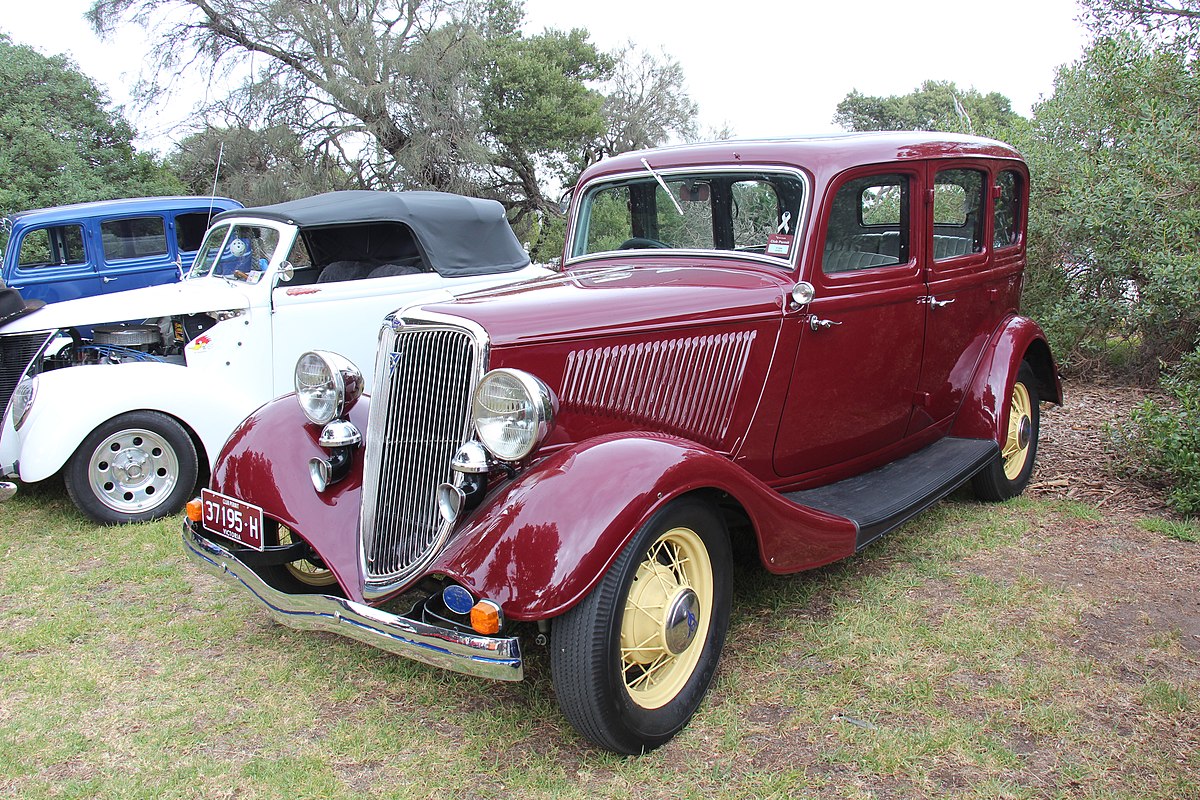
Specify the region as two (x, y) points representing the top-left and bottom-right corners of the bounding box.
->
(0, 332), (55, 422)
(359, 316), (486, 597)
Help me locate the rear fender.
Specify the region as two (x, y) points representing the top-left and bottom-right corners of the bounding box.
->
(951, 314), (1062, 443)
(430, 433), (858, 621)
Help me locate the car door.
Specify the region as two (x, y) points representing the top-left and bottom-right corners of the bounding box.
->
(7, 222), (101, 304)
(907, 162), (1026, 434)
(773, 167), (927, 478)
(97, 214), (177, 295)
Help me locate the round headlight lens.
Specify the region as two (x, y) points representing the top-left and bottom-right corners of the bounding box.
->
(11, 376), (36, 430)
(472, 369), (555, 462)
(294, 351), (363, 426)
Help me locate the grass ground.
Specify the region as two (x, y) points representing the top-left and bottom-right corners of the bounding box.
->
(1, 480), (1196, 799)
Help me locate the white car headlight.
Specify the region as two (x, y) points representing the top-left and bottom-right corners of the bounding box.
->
(294, 351), (363, 426)
(11, 376), (36, 430)
(472, 368), (556, 462)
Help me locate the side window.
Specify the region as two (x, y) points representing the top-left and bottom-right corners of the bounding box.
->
(932, 168), (985, 261)
(993, 170), (1022, 248)
(18, 225), (86, 268)
(823, 173), (910, 274)
(101, 216), (168, 261)
(176, 212), (216, 252)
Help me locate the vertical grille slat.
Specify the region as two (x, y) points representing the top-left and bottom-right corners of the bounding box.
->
(360, 324), (479, 586)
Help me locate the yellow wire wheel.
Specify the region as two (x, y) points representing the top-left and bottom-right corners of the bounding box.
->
(279, 524), (337, 588)
(550, 497), (732, 754)
(1002, 380), (1034, 481)
(972, 361), (1040, 502)
(619, 525), (715, 710)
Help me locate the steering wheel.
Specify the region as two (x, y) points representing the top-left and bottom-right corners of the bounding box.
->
(617, 237), (671, 250)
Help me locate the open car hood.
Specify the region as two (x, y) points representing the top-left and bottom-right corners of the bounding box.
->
(0, 278), (251, 335)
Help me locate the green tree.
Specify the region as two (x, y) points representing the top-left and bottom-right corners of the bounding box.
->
(170, 125), (355, 207)
(1019, 35), (1200, 375)
(0, 33), (182, 219)
(88, 0), (696, 231)
(833, 80), (1021, 136)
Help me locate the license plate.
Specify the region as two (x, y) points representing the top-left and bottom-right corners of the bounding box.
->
(201, 489), (264, 551)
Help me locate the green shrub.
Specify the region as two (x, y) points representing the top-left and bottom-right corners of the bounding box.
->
(1120, 347), (1200, 515)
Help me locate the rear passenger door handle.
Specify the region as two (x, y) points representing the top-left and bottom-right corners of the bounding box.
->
(102, 276), (117, 283)
(808, 315), (843, 331)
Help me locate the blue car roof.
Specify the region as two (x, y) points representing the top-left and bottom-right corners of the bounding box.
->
(9, 196), (242, 226)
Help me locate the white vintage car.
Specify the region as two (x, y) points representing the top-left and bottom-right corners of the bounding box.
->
(0, 191), (548, 523)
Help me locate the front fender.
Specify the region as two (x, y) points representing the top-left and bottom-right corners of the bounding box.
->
(14, 361), (264, 482)
(951, 314), (1062, 444)
(429, 433), (857, 622)
(209, 394), (368, 599)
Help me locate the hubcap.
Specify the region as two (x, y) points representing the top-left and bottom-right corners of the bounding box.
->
(620, 526), (714, 710)
(1002, 382), (1033, 481)
(87, 428), (179, 513)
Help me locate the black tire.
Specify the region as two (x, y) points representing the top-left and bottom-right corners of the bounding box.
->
(551, 497), (732, 754)
(972, 361), (1040, 502)
(64, 411), (199, 525)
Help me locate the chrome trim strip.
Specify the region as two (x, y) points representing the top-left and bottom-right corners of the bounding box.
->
(184, 524), (522, 681)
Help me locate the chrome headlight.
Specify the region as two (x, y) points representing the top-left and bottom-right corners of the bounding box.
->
(11, 376), (36, 430)
(472, 368), (556, 462)
(294, 351), (363, 426)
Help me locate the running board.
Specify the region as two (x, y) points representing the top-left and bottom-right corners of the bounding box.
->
(784, 437), (998, 551)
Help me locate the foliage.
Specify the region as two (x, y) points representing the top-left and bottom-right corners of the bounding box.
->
(0, 33), (182, 221)
(833, 80), (1021, 136)
(1082, 0), (1200, 51)
(1018, 35), (1200, 376)
(1118, 346), (1200, 515)
(170, 125), (356, 207)
(91, 0), (696, 235)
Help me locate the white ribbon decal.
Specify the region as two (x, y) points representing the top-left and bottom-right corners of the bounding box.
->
(777, 212), (792, 234)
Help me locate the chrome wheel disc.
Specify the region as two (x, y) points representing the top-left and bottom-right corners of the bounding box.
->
(1002, 382), (1033, 481)
(620, 525), (714, 710)
(87, 427), (179, 513)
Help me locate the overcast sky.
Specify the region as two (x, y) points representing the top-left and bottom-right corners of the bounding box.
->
(3, 0), (1092, 151)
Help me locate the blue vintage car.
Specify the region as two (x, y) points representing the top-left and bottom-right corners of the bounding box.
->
(0, 196), (243, 305)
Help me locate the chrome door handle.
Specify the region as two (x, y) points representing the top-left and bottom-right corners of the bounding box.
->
(920, 295), (955, 308)
(808, 315), (843, 331)
(102, 276), (117, 283)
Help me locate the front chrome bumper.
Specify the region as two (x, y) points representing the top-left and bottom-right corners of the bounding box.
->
(183, 523), (523, 681)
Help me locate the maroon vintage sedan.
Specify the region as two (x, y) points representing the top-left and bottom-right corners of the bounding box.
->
(184, 132), (1061, 754)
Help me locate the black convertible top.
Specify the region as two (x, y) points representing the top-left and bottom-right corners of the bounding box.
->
(213, 190), (530, 276)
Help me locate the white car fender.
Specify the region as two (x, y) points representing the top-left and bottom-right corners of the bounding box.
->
(14, 361), (265, 483)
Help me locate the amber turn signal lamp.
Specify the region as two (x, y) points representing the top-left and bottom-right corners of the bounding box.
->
(186, 498), (203, 522)
(470, 600), (502, 635)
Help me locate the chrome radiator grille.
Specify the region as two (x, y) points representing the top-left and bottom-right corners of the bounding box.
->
(360, 324), (480, 585)
(0, 332), (53, 419)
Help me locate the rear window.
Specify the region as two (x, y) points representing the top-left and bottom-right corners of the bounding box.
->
(102, 216), (168, 261)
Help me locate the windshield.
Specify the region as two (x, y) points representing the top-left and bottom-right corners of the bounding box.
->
(188, 222), (282, 281)
(570, 170), (807, 263)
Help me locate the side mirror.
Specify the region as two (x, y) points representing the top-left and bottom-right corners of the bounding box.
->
(277, 260), (295, 283)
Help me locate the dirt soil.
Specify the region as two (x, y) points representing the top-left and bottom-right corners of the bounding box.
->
(994, 381), (1200, 656)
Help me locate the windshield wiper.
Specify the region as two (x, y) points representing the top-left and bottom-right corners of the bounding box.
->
(641, 158), (684, 216)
